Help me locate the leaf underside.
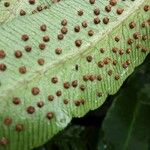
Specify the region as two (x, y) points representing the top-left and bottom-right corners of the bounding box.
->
(0, 0), (150, 150)
(0, 0), (62, 24)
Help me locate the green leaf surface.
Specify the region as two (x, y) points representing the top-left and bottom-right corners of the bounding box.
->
(100, 55), (150, 150)
(0, 0), (150, 149)
(0, 0), (62, 24)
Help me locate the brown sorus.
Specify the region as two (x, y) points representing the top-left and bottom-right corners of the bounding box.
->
(80, 84), (86, 91)
(56, 90), (62, 96)
(47, 112), (54, 120)
(75, 39), (82, 47)
(21, 34), (29, 41)
(126, 60), (131, 65)
(74, 25), (80, 32)
(108, 70), (113, 76)
(129, 22), (136, 29)
(27, 106), (35, 114)
(15, 124), (24, 132)
(89, 75), (96, 81)
(75, 100), (81, 106)
(82, 21), (88, 28)
(103, 17), (109, 24)
(83, 75), (89, 81)
(4, 2), (10, 7)
(103, 57), (110, 65)
(133, 32), (141, 39)
(141, 21), (147, 28)
(40, 24), (47, 32)
(61, 19), (67, 26)
(122, 63), (128, 69)
(119, 49), (124, 55)
(4, 117), (12, 125)
(64, 82), (70, 89)
(37, 58), (45, 65)
(126, 48), (131, 54)
(20, 10), (26, 16)
(51, 77), (58, 83)
(39, 43), (46, 50)
(37, 101), (44, 108)
(113, 60), (117, 65)
(94, 17), (100, 24)
(86, 55), (93, 62)
(19, 66), (26, 74)
(24, 45), (32, 52)
(13, 97), (21, 105)
(97, 75), (102, 81)
(114, 36), (120, 42)
(43, 35), (50, 42)
(144, 5), (150, 11)
(0, 50), (6, 58)
(63, 99), (69, 104)
(78, 10), (84, 16)
(14, 50), (22, 58)
(0, 64), (7, 71)
(88, 30), (94, 36)
(61, 27), (68, 34)
(112, 47), (118, 53)
(94, 8), (100, 15)
(116, 8), (124, 15)
(0, 137), (8, 145)
(48, 95), (54, 101)
(72, 80), (78, 87)
(115, 75), (120, 80)
(32, 87), (40, 95)
(97, 92), (102, 97)
(52, 0), (61, 3)
(29, 0), (35, 5)
(37, 6), (42, 11)
(136, 44), (142, 49)
(98, 61), (104, 68)
(127, 38), (134, 45)
(141, 47), (147, 53)
(80, 99), (85, 105)
(109, 0), (117, 6)
(142, 35), (148, 40)
(57, 34), (64, 40)
(100, 48), (105, 53)
(105, 5), (112, 12)
(55, 48), (62, 55)
(89, 0), (95, 4)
